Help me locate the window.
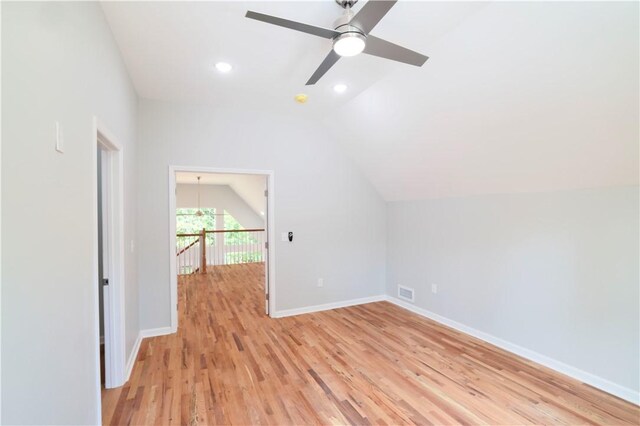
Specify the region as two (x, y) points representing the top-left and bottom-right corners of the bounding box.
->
(176, 208), (216, 234)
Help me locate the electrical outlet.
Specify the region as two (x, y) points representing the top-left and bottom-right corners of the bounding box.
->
(431, 284), (438, 294)
(317, 278), (324, 288)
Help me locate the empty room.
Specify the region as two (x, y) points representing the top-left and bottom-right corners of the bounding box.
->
(1, 0), (638, 425)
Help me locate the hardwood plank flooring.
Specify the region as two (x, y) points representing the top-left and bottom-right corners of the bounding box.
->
(102, 263), (639, 425)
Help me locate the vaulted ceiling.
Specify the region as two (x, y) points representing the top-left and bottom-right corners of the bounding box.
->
(102, 1), (639, 201)
(176, 172), (266, 215)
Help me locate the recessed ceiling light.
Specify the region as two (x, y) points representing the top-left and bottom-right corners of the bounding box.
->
(215, 62), (232, 73)
(334, 84), (348, 93)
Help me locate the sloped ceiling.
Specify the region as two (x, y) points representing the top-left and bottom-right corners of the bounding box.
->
(102, 1), (639, 201)
(176, 172), (266, 215)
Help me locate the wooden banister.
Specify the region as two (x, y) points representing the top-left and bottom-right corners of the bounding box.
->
(200, 228), (207, 274)
(177, 228), (267, 274)
(204, 228), (265, 234)
(176, 238), (199, 256)
(179, 229), (265, 237)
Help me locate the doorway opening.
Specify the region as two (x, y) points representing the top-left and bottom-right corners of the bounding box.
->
(169, 167), (275, 330)
(94, 118), (126, 410)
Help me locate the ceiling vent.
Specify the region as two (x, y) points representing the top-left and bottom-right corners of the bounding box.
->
(398, 285), (414, 303)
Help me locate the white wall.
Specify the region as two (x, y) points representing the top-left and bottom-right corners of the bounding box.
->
(138, 99), (386, 328)
(386, 186), (639, 395)
(176, 183), (265, 229)
(1, 3), (139, 424)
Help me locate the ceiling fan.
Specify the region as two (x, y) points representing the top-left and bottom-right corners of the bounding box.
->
(176, 176), (205, 217)
(245, 0), (428, 85)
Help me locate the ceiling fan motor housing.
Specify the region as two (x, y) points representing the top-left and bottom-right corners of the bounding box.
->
(335, 0), (358, 9)
(333, 8), (360, 32)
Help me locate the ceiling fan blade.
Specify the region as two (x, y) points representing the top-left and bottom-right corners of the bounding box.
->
(306, 50), (341, 85)
(246, 11), (340, 39)
(350, 0), (397, 34)
(363, 35), (428, 66)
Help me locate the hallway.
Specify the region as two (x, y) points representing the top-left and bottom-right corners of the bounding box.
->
(102, 264), (639, 425)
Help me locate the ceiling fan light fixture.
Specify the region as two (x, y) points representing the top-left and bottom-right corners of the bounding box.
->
(333, 32), (366, 57)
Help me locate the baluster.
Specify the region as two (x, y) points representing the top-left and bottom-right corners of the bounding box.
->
(200, 228), (206, 274)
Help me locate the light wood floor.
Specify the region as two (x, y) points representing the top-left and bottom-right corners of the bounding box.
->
(102, 263), (639, 425)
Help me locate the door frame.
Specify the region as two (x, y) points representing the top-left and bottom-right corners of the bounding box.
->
(92, 117), (126, 397)
(168, 165), (276, 330)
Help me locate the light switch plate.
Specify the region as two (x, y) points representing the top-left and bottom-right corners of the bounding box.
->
(55, 121), (64, 153)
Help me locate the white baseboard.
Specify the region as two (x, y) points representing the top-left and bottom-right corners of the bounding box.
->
(124, 326), (176, 382)
(124, 332), (142, 382)
(272, 295), (386, 318)
(385, 296), (639, 405)
(140, 326), (175, 338)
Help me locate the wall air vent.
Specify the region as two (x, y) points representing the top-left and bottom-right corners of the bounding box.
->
(398, 285), (415, 302)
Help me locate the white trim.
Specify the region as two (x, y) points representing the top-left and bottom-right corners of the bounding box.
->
(385, 296), (640, 405)
(169, 166), (276, 328)
(140, 327), (175, 338)
(124, 327), (173, 383)
(0, 13), (3, 417)
(125, 333), (143, 381)
(272, 295), (386, 318)
(92, 117), (127, 400)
